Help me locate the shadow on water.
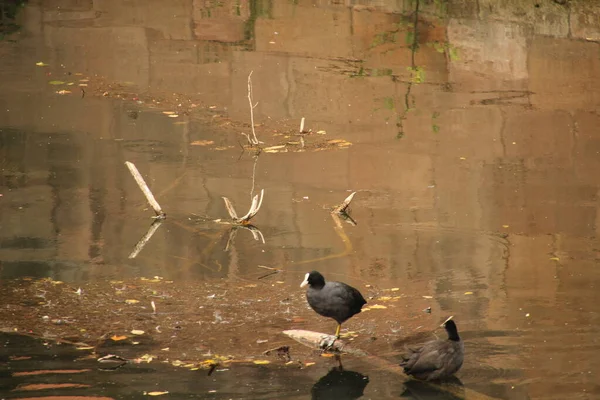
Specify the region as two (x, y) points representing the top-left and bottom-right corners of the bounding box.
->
(1, 0), (600, 399)
(311, 368), (370, 400)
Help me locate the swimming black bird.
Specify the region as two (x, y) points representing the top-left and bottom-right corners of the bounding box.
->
(400, 318), (464, 381)
(300, 271), (367, 338)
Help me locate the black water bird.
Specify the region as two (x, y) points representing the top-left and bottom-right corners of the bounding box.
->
(300, 271), (367, 338)
(400, 318), (464, 381)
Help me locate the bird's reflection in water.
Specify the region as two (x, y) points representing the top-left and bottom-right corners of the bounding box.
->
(311, 367), (370, 400)
(400, 376), (465, 399)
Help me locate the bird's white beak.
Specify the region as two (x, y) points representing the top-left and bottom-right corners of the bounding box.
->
(440, 315), (454, 327)
(300, 272), (309, 288)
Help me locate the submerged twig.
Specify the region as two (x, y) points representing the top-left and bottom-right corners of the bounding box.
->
(125, 161), (166, 219)
(128, 220), (163, 258)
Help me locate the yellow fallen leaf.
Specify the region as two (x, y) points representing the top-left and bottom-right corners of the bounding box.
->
(139, 354), (155, 363)
(125, 299), (139, 304)
(171, 360), (184, 366)
(379, 296), (392, 301)
(56, 90), (72, 95)
(76, 346), (94, 350)
(459, 157), (466, 160)
(167, 114), (179, 118)
(366, 304), (387, 309)
(422, 295), (433, 299)
(36, 62), (49, 66)
(317, 130), (327, 135)
(131, 329), (145, 335)
(50, 280), (64, 285)
(549, 257), (560, 261)
(253, 360), (270, 365)
(190, 140), (214, 146)
(502, 224), (509, 228)
(464, 291), (473, 295)
(162, 111), (176, 115)
(111, 335), (128, 341)
(320, 353), (335, 358)
(147, 391), (169, 396)
(390, 288), (400, 291)
(78, 83), (88, 87)
(304, 362), (315, 367)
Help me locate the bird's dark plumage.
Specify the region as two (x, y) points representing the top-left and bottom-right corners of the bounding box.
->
(400, 319), (464, 381)
(301, 271), (367, 337)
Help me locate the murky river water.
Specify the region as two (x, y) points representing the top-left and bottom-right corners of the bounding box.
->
(1, 1), (599, 399)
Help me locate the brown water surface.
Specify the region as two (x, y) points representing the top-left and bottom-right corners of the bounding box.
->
(1, 1), (599, 399)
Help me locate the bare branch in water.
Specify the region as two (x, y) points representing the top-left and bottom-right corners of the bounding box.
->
(125, 161), (166, 219)
(222, 197), (239, 220)
(238, 189), (265, 223)
(128, 220), (163, 258)
(332, 191), (357, 214)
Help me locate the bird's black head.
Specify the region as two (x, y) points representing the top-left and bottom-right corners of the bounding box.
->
(443, 319), (460, 342)
(300, 270), (326, 289)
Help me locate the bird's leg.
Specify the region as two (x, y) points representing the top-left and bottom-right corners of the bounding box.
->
(335, 354), (344, 371)
(335, 323), (341, 338)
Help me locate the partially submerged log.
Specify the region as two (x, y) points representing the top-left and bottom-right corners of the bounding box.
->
(282, 329), (367, 357)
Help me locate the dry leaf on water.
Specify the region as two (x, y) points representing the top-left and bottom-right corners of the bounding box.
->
(146, 391), (169, 396)
(111, 335), (128, 341)
(125, 299), (139, 304)
(131, 329), (145, 335)
(253, 360), (270, 365)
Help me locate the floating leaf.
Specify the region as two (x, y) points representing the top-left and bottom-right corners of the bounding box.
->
(75, 346), (94, 350)
(502, 224), (509, 228)
(190, 140), (214, 146)
(167, 114), (179, 118)
(304, 362), (315, 367)
(56, 90), (71, 95)
(111, 335), (128, 341)
(390, 288), (400, 291)
(147, 391), (169, 396)
(549, 257), (560, 261)
(78, 83), (88, 87)
(48, 80), (66, 85)
(316, 130), (327, 135)
(320, 353), (335, 358)
(130, 329), (145, 335)
(171, 360), (184, 366)
(422, 295), (433, 299)
(464, 291), (473, 295)
(36, 62), (49, 66)
(125, 299), (139, 304)
(253, 360), (270, 365)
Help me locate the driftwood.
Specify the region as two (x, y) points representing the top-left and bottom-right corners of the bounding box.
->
(125, 161), (166, 219)
(221, 188), (265, 225)
(283, 330), (367, 357)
